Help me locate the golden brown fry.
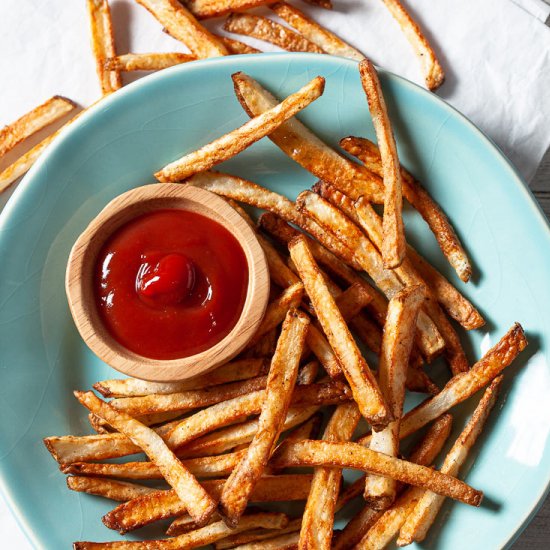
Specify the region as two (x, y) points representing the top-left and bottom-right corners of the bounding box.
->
(0, 96), (76, 159)
(296, 190), (444, 361)
(234, 531), (300, 549)
(245, 328), (278, 358)
(104, 52), (195, 71)
(74, 391), (216, 526)
(61, 449), (247, 480)
(299, 402), (361, 549)
(247, 283), (304, 347)
(335, 414), (453, 549)
(406, 367), (439, 396)
(365, 285), (425, 508)
(232, 72), (384, 203)
(215, 518), (302, 549)
(359, 59), (405, 268)
(289, 236), (389, 430)
(94, 358), (268, 397)
(185, 0), (273, 19)
(219, 310), (310, 526)
(103, 475), (310, 533)
(109, 376), (267, 416)
(224, 13), (324, 54)
(397, 377), (503, 546)
(271, 2), (363, 60)
(340, 136), (471, 282)
(134, 0), (228, 58)
(272, 440), (482, 506)
(381, 0), (444, 90)
(157, 75), (324, 182)
(219, 36), (262, 55)
(87, 0), (121, 95)
(76, 512), (288, 549)
(66, 476), (157, 502)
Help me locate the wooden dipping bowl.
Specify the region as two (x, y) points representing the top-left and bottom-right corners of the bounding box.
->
(66, 184), (269, 382)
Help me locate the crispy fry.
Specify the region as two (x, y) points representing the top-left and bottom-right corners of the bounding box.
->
(135, 0), (228, 58)
(234, 531), (300, 549)
(299, 402), (361, 549)
(156, 75), (324, 182)
(109, 376), (267, 416)
(245, 328), (278, 358)
(104, 52), (195, 71)
(66, 476), (157, 502)
(232, 72), (384, 203)
(94, 358), (268, 397)
(340, 136), (471, 282)
(0, 96), (76, 159)
(219, 36), (262, 55)
(61, 449), (247, 480)
(358, 323), (527, 447)
(185, 0), (273, 19)
(397, 377), (503, 546)
(74, 391), (216, 526)
(406, 367), (439, 396)
(296, 190), (444, 361)
(365, 285), (425, 508)
(359, 59), (405, 268)
(103, 475), (310, 533)
(86, 0), (121, 95)
(289, 236), (390, 429)
(247, 283), (304, 347)
(334, 414), (452, 549)
(219, 310), (310, 527)
(271, 2), (363, 60)
(76, 512), (288, 549)
(381, 0), (444, 90)
(215, 518), (302, 549)
(224, 13), (324, 54)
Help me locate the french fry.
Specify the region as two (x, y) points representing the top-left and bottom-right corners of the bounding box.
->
(86, 0), (121, 95)
(66, 476), (157, 502)
(104, 52), (195, 71)
(381, 0), (444, 90)
(340, 136), (471, 282)
(134, 0), (228, 58)
(233, 531), (300, 549)
(289, 235), (390, 429)
(109, 375), (267, 416)
(61, 449), (247, 480)
(296, 190), (444, 361)
(219, 310), (310, 527)
(184, 0), (273, 19)
(406, 367), (439, 396)
(215, 518), (302, 549)
(333, 414), (452, 549)
(271, 439), (482, 506)
(365, 285), (425, 508)
(156, 75), (325, 182)
(397, 377), (503, 546)
(76, 512), (288, 549)
(299, 402), (361, 549)
(94, 358), (268, 397)
(0, 96), (76, 159)
(219, 36), (262, 55)
(358, 323), (527, 447)
(74, 391), (216, 526)
(103, 475), (310, 533)
(247, 283), (304, 347)
(224, 13), (324, 54)
(245, 328), (278, 358)
(270, 2), (364, 61)
(232, 72), (384, 203)
(359, 59), (405, 268)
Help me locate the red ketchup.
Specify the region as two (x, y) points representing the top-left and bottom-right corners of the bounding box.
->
(95, 209), (248, 360)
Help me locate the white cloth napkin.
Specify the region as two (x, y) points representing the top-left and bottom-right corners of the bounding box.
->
(0, 1), (549, 548)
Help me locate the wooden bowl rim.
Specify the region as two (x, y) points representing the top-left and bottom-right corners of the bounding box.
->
(65, 183), (269, 382)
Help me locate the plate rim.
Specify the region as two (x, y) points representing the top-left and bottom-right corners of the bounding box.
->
(0, 51), (549, 550)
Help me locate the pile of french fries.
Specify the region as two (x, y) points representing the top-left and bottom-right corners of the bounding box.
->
(1, 0), (445, 195)
(43, 58), (528, 549)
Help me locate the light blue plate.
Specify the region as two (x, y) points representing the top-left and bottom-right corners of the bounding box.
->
(0, 53), (549, 549)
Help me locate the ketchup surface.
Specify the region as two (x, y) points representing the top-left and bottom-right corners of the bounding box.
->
(95, 209), (248, 360)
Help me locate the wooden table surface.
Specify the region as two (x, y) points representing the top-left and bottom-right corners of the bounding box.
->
(511, 148), (550, 549)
